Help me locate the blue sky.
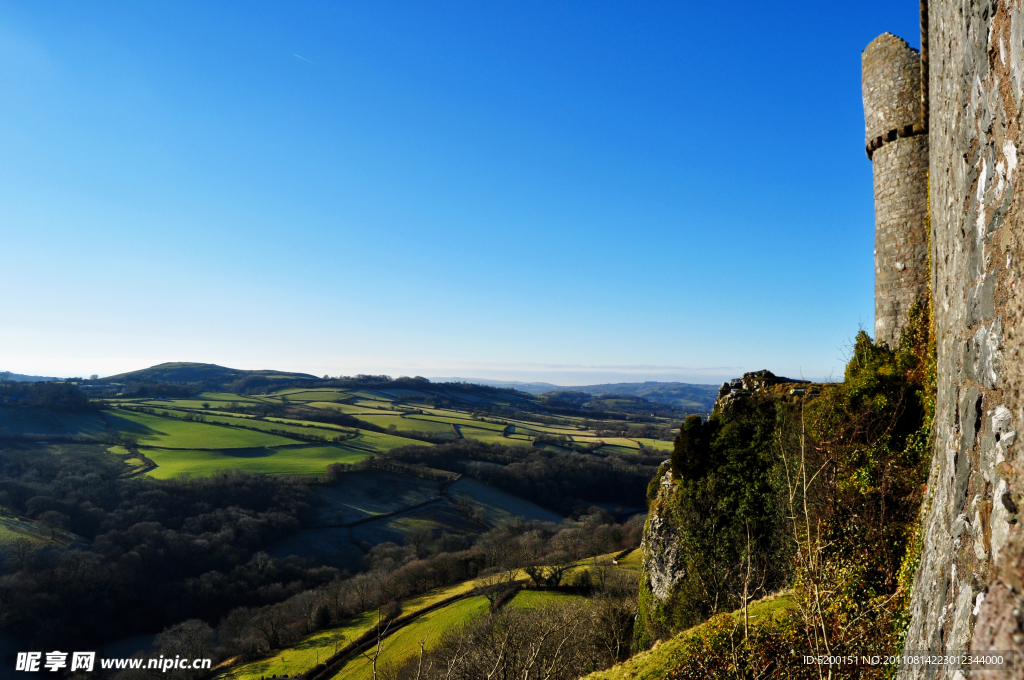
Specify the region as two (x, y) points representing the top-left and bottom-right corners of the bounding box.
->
(0, 1), (921, 385)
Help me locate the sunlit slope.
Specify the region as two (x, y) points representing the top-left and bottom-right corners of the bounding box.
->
(581, 593), (795, 680)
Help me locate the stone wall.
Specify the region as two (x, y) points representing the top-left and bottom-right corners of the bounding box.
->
(872, 135), (931, 346)
(863, 34), (931, 346)
(900, 0), (1024, 677)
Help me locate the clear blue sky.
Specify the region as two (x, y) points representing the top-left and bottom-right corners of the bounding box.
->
(1, 1), (921, 385)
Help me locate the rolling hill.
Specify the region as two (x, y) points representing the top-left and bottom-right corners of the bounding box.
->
(104, 362), (319, 391)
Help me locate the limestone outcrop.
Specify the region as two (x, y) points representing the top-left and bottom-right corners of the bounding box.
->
(714, 370), (811, 409)
(641, 468), (684, 604)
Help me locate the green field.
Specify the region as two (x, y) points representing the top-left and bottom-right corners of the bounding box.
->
(457, 427), (532, 447)
(197, 413), (354, 439)
(616, 548), (642, 569)
(356, 414), (454, 435)
(218, 611), (377, 680)
(635, 438), (674, 452)
(507, 589), (585, 609)
(330, 596), (491, 680)
(597, 445), (640, 456)
(277, 389), (354, 402)
(126, 392), (265, 408)
(216, 577), (491, 680)
(87, 380), (675, 479)
(141, 444), (369, 478)
(503, 419), (583, 435)
(307, 402), (399, 415)
(417, 415), (506, 431)
(506, 424), (547, 436)
(105, 409), (298, 449)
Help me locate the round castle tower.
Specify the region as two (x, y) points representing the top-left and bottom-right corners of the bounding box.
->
(862, 33), (930, 347)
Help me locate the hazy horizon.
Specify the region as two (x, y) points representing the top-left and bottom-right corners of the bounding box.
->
(5, 360), (832, 387)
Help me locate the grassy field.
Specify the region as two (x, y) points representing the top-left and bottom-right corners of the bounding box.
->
(309, 402), (402, 415)
(330, 596), (491, 680)
(0, 408), (108, 439)
(417, 415), (507, 431)
(90, 381), (676, 480)
(616, 548), (642, 569)
(507, 589), (585, 609)
(217, 611), (379, 680)
(349, 429), (430, 451)
(458, 428), (532, 447)
(140, 444), (369, 478)
(635, 438), (674, 452)
(105, 409), (298, 449)
(506, 424), (547, 437)
(216, 576), (493, 680)
(503, 419), (583, 435)
(198, 413), (349, 438)
(597, 445), (639, 456)
(276, 389), (354, 403)
(128, 392), (265, 408)
(356, 414), (454, 434)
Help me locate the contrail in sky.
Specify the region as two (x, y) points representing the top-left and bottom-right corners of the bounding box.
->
(293, 54), (313, 64)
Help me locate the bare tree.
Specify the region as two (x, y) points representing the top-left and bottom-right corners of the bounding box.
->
(10, 537), (34, 570)
(251, 607), (286, 650)
(362, 607), (396, 680)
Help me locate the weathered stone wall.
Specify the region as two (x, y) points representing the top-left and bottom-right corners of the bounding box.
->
(872, 136), (931, 346)
(863, 34), (931, 346)
(900, 1), (1024, 677)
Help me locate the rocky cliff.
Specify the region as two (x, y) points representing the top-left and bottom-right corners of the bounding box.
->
(635, 370), (808, 648)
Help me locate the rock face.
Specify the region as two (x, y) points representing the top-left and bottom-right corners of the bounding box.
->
(713, 370), (808, 409)
(895, 1), (1024, 676)
(641, 468), (684, 603)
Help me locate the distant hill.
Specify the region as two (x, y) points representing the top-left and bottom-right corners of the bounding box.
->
(560, 381), (719, 411)
(434, 377), (718, 412)
(0, 372), (60, 383)
(104, 362), (319, 393)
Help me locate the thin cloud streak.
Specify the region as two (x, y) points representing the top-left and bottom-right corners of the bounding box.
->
(292, 53), (313, 64)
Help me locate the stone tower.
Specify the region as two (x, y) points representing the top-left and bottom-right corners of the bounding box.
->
(862, 33), (930, 346)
